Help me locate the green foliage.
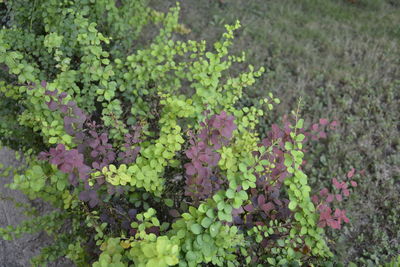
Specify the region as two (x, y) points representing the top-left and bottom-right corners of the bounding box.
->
(381, 255), (400, 267)
(129, 236), (180, 267)
(168, 203), (244, 266)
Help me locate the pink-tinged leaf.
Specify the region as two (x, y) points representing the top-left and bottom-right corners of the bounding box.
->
(244, 204), (254, 212)
(326, 194), (334, 203)
(78, 191), (90, 202)
(273, 199), (282, 206)
(92, 162), (100, 169)
(311, 123), (319, 131)
(89, 138), (100, 149)
(64, 116), (74, 126)
(210, 132), (220, 147)
(219, 110), (227, 118)
(254, 221), (264, 227)
(319, 118), (328, 125)
(257, 195), (266, 206)
(271, 124), (283, 138)
(60, 105), (68, 114)
(330, 120), (339, 129)
(319, 131), (327, 138)
(89, 130), (98, 138)
(47, 100), (58, 111)
(198, 154), (209, 163)
(347, 168), (355, 178)
(318, 204), (331, 216)
(327, 219), (341, 229)
(91, 150), (99, 158)
(261, 202), (275, 213)
(129, 229), (137, 236)
(185, 163), (197, 176)
(332, 178), (341, 189)
(336, 194), (343, 201)
(44, 89), (58, 96)
(343, 189), (350, 197)
(260, 238), (269, 248)
(343, 213), (350, 223)
(350, 181), (358, 187)
(319, 188), (329, 196)
(38, 152), (49, 160)
(67, 100), (76, 108)
(220, 126), (233, 139)
(169, 209), (180, 218)
(334, 209), (350, 224)
(317, 221), (326, 228)
(311, 195), (319, 205)
(334, 208), (343, 218)
(59, 92), (68, 99)
(100, 133), (108, 143)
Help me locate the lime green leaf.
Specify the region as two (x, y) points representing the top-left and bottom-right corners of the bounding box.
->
(209, 223), (220, 237)
(201, 217), (213, 228)
(165, 199), (174, 207)
(190, 224), (202, 235)
(288, 201), (297, 211)
(225, 189), (235, 199)
(49, 137), (58, 144)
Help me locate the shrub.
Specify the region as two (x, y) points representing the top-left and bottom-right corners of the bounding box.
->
(381, 255), (400, 267)
(0, 1), (354, 266)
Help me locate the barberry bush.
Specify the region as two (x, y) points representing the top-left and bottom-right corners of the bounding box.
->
(0, 0), (355, 266)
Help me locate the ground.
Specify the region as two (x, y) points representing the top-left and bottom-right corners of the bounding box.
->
(0, 148), (72, 267)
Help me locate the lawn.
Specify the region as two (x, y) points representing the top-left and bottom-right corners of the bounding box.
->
(150, 0), (400, 265)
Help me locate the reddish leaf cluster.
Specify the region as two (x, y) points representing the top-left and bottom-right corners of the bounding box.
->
(316, 204), (349, 229)
(79, 128), (116, 170)
(232, 120), (299, 232)
(233, 115), (342, 249)
(239, 189), (290, 229)
(37, 82), (142, 208)
(184, 111), (236, 203)
(39, 144), (90, 186)
(78, 189), (100, 208)
(118, 127), (141, 164)
(308, 118), (339, 141)
(311, 169), (358, 229)
(42, 81), (87, 139)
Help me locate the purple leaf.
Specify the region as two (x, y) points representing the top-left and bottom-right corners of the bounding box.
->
(47, 100), (58, 111)
(257, 195), (265, 207)
(169, 209), (180, 218)
(128, 209), (137, 219)
(261, 202), (275, 213)
(244, 204), (254, 212)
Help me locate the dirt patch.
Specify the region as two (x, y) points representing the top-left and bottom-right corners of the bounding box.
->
(0, 148), (73, 267)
